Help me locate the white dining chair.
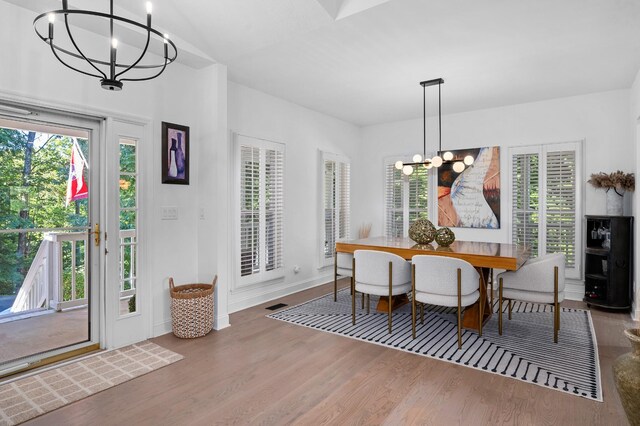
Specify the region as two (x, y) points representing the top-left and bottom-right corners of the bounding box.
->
(334, 252), (353, 302)
(352, 250), (411, 333)
(411, 255), (482, 349)
(496, 253), (565, 343)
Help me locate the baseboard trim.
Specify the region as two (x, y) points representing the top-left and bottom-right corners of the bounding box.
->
(214, 314), (230, 330)
(153, 320), (172, 338)
(565, 279), (584, 302)
(228, 273), (333, 314)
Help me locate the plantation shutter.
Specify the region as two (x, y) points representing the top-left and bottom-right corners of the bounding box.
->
(545, 150), (576, 269)
(265, 148), (284, 272)
(321, 153), (350, 265)
(338, 162), (351, 241)
(511, 153), (540, 256)
(238, 135), (285, 284)
(385, 161), (429, 238)
(510, 142), (582, 278)
(240, 145), (260, 277)
(385, 164), (404, 237)
(323, 160), (336, 260)
(408, 166), (429, 224)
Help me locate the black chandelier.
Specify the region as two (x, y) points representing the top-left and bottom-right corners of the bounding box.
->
(34, 0), (178, 91)
(395, 78), (474, 175)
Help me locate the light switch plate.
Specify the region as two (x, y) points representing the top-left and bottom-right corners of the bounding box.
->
(161, 206), (178, 220)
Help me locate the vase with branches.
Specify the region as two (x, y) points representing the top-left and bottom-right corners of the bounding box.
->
(588, 171), (635, 215)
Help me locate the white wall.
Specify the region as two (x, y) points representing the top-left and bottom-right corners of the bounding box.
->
(227, 82), (361, 312)
(354, 89), (633, 241)
(196, 65), (230, 330)
(0, 1), (215, 341)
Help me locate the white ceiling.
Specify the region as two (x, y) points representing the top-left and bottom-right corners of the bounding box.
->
(9, 0), (640, 126)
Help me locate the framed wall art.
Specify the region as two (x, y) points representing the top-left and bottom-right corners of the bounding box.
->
(437, 146), (500, 229)
(161, 121), (189, 185)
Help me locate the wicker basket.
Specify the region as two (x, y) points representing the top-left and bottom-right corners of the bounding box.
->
(169, 276), (217, 339)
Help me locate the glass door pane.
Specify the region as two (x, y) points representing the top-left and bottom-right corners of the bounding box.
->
(0, 112), (97, 370)
(119, 138), (138, 316)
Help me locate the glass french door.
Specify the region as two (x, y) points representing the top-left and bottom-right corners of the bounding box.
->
(0, 103), (101, 376)
(104, 118), (148, 348)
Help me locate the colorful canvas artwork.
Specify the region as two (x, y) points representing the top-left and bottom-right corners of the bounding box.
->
(437, 147), (500, 229)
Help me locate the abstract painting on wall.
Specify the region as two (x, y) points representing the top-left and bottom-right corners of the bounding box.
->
(161, 121), (190, 185)
(437, 146), (500, 229)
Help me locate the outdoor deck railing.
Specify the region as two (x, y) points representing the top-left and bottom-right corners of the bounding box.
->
(9, 229), (137, 315)
(9, 231), (88, 314)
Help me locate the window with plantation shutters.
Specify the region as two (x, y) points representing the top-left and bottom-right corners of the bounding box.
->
(385, 164), (404, 237)
(237, 135), (285, 285)
(509, 142), (582, 279)
(512, 153), (540, 255)
(384, 160), (429, 238)
(320, 152), (350, 267)
(545, 150), (576, 269)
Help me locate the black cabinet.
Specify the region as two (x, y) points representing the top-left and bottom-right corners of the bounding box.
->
(584, 215), (633, 310)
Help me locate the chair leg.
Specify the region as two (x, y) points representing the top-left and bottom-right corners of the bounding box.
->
(412, 264), (416, 339)
(498, 277), (503, 335)
(388, 261), (393, 334)
(334, 251), (338, 302)
(554, 266), (559, 343)
(362, 292), (365, 309)
(457, 268), (462, 350)
(420, 303), (424, 324)
(351, 258), (356, 325)
(366, 294), (370, 314)
(489, 268), (494, 308)
(478, 277), (483, 338)
(508, 299), (512, 320)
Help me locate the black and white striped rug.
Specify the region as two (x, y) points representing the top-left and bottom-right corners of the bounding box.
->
(267, 288), (602, 402)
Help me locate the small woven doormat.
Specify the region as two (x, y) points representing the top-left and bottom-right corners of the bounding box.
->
(268, 288), (602, 402)
(0, 341), (183, 425)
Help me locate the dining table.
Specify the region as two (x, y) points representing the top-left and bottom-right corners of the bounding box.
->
(335, 236), (530, 331)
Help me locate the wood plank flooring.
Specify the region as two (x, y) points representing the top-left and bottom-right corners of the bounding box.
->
(25, 280), (635, 425)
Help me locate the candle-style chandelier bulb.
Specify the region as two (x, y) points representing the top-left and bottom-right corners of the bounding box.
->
(395, 160), (404, 170)
(402, 165), (414, 175)
(443, 151), (453, 161)
(412, 154), (422, 163)
(431, 156), (443, 168)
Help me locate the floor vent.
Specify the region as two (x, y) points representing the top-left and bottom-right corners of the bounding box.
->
(265, 303), (287, 311)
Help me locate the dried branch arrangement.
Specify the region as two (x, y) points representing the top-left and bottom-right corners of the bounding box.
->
(588, 171), (635, 195)
(358, 223), (372, 239)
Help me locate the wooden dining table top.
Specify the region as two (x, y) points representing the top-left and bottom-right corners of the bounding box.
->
(335, 236), (529, 271)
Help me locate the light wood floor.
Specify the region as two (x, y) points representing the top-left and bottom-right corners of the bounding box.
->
(26, 280), (635, 425)
(0, 308), (88, 366)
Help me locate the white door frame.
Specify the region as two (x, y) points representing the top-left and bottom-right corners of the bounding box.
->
(103, 117), (151, 349)
(0, 103), (102, 375)
(0, 91), (154, 353)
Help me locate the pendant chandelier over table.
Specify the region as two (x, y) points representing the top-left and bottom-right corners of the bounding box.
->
(33, 0), (178, 91)
(395, 78), (474, 176)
